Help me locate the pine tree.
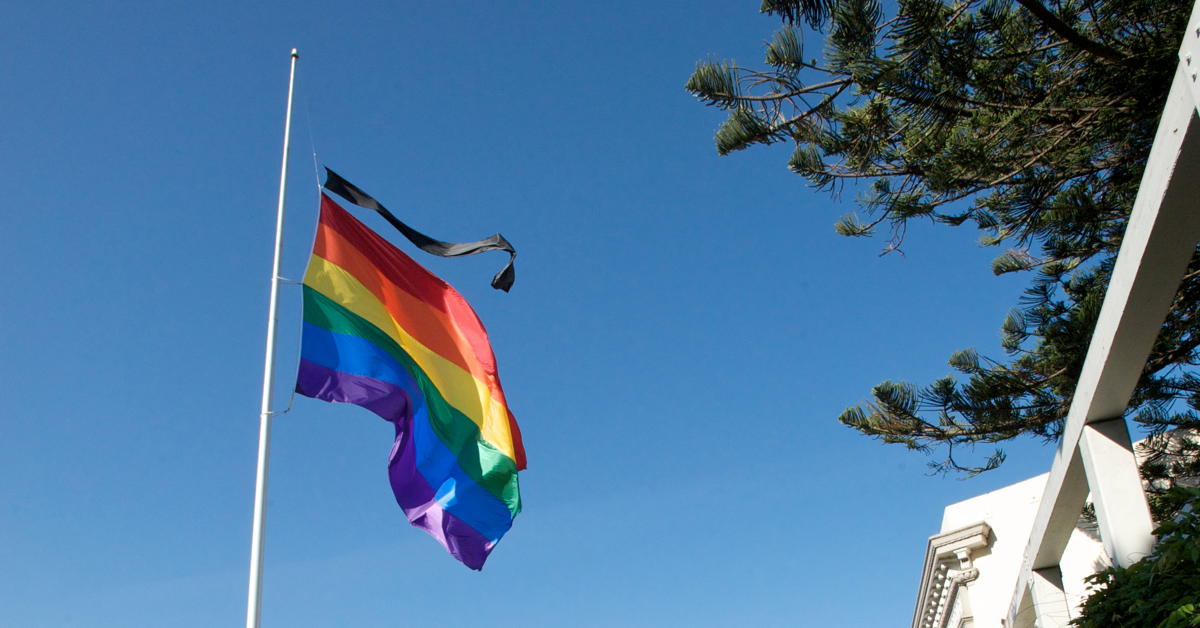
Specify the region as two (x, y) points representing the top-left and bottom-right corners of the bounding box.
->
(687, 0), (1200, 478)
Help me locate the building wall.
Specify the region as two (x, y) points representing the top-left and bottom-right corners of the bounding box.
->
(914, 474), (1108, 627)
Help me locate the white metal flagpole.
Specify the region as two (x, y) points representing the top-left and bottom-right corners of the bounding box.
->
(246, 47), (299, 628)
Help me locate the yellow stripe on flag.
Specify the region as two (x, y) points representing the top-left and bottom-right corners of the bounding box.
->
(305, 255), (518, 460)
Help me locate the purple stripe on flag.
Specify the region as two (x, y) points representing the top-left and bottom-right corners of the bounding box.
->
(389, 416), (495, 570)
(296, 358), (411, 422)
(296, 359), (495, 569)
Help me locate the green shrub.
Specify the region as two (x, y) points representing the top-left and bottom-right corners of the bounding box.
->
(1072, 488), (1200, 627)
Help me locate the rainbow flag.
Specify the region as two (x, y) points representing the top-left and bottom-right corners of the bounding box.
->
(296, 192), (525, 569)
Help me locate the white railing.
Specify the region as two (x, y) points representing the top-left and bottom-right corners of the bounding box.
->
(1005, 4), (1200, 626)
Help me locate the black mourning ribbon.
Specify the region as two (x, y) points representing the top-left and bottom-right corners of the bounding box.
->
(323, 168), (516, 292)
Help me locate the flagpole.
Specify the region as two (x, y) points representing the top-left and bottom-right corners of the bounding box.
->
(246, 47), (299, 628)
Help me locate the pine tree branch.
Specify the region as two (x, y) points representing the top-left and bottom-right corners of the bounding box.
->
(975, 40), (1067, 62)
(897, 418), (1049, 441)
(949, 92), (1132, 114)
(938, 441), (1005, 476)
(821, 166), (920, 179)
(1177, 267), (1200, 283)
(1013, 0), (1128, 63)
(981, 104), (1108, 188)
(1145, 318), (1200, 374)
(770, 81), (850, 132)
(717, 76), (852, 102)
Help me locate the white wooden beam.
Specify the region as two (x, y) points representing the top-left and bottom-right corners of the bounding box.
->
(1080, 419), (1155, 566)
(1029, 568), (1071, 628)
(1010, 584), (1036, 628)
(1029, 446), (1089, 571)
(1006, 5), (1200, 621)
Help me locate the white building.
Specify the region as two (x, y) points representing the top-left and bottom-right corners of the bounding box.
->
(912, 432), (1198, 628)
(912, 475), (1104, 628)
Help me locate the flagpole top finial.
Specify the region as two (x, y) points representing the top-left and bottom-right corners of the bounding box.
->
(290, 48), (299, 58)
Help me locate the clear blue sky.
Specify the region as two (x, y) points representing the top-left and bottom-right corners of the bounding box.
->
(3, 2), (1056, 626)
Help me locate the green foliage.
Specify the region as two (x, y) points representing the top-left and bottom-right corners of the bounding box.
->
(1072, 487), (1200, 627)
(716, 107), (776, 155)
(687, 0), (1200, 476)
